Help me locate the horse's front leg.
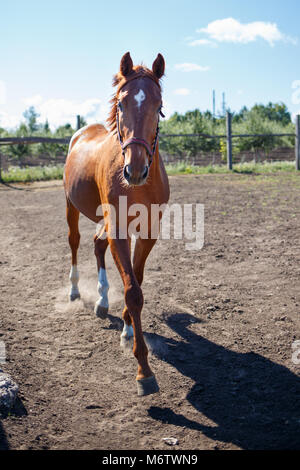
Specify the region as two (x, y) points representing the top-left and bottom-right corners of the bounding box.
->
(108, 236), (159, 396)
(120, 237), (156, 347)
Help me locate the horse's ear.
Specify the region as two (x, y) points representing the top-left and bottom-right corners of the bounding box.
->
(120, 52), (133, 77)
(152, 53), (165, 79)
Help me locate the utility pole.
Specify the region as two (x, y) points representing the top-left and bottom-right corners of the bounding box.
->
(222, 92), (226, 117)
(296, 114), (300, 171)
(226, 111), (233, 170)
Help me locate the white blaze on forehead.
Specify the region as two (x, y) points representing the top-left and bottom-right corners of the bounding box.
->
(134, 89), (146, 109)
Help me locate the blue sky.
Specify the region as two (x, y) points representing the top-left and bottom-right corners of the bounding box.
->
(0, 0), (300, 129)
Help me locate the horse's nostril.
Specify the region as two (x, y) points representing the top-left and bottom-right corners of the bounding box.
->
(142, 166), (149, 179)
(123, 164), (148, 184)
(124, 164), (131, 181)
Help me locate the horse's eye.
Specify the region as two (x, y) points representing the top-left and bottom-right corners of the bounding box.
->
(118, 101), (123, 112)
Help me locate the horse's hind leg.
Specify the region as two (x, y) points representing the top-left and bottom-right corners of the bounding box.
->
(94, 227), (109, 318)
(66, 199), (81, 301)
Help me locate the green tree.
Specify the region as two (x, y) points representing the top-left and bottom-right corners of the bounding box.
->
(251, 102), (291, 126)
(23, 106), (40, 133)
(78, 116), (87, 128)
(43, 119), (50, 133)
(7, 123), (30, 166)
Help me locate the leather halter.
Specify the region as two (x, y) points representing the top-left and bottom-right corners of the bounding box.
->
(115, 78), (164, 167)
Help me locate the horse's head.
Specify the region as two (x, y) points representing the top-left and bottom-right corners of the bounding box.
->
(109, 52), (165, 186)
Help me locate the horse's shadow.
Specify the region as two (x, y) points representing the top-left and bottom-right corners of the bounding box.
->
(0, 396), (27, 450)
(143, 312), (300, 450)
(0, 420), (9, 450)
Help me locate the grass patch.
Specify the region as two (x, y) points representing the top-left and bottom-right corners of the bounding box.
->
(1, 165), (64, 183)
(0, 161), (297, 183)
(165, 161), (296, 175)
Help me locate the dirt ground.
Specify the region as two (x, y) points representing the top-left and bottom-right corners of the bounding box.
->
(0, 174), (300, 450)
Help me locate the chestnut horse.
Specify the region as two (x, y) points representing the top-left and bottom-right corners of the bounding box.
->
(64, 52), (169, 396)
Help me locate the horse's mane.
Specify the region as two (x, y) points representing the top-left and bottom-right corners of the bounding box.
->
(107, 65), (162, 132)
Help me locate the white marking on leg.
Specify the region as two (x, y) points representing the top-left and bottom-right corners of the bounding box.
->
(121, 322), (134, 339)
(120, 321), (134, 349)
(69, 265), (80, 299)
(95, 267), (109, 309)
(134, 89), (146, 110)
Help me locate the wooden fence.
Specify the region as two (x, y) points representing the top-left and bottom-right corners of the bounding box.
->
(0, 113), (299, 180)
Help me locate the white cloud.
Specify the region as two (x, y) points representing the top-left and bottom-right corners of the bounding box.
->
(173, 88), (190, 96)
(20, 95), (109, 129)
(0, 81), (7, 105)
(196, 18), (297, 46)
(0, 111), (21, 129)
(174, 63), (210, 72)
(22, 94), (43, 107)
(188, 38), (217, 47)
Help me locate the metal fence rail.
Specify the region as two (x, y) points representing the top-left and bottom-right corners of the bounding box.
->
(0, 137), (70, 145)
(0, 113), (299, 180)
(225, 112), (299, 171)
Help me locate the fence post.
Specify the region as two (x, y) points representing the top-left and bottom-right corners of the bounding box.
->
(296, 115), (300, 171)
(0, 153), (2, 183)
(76, 115), (81, 131)
(226, 111), (233, 170)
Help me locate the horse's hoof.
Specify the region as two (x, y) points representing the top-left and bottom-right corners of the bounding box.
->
(70, 293), (80, 301)
(94, 303), (108, 319)
(137, 375), (159, 396)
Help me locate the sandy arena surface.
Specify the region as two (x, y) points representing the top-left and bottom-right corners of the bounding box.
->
(0, 174), (300, 450)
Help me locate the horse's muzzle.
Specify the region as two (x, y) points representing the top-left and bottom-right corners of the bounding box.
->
(123, 164), (149, 186)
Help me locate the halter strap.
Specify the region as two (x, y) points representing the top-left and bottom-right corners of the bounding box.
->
(121, 137), (154, 157)
(116, 105), (161, 166)
(115, 74), (163, 166)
